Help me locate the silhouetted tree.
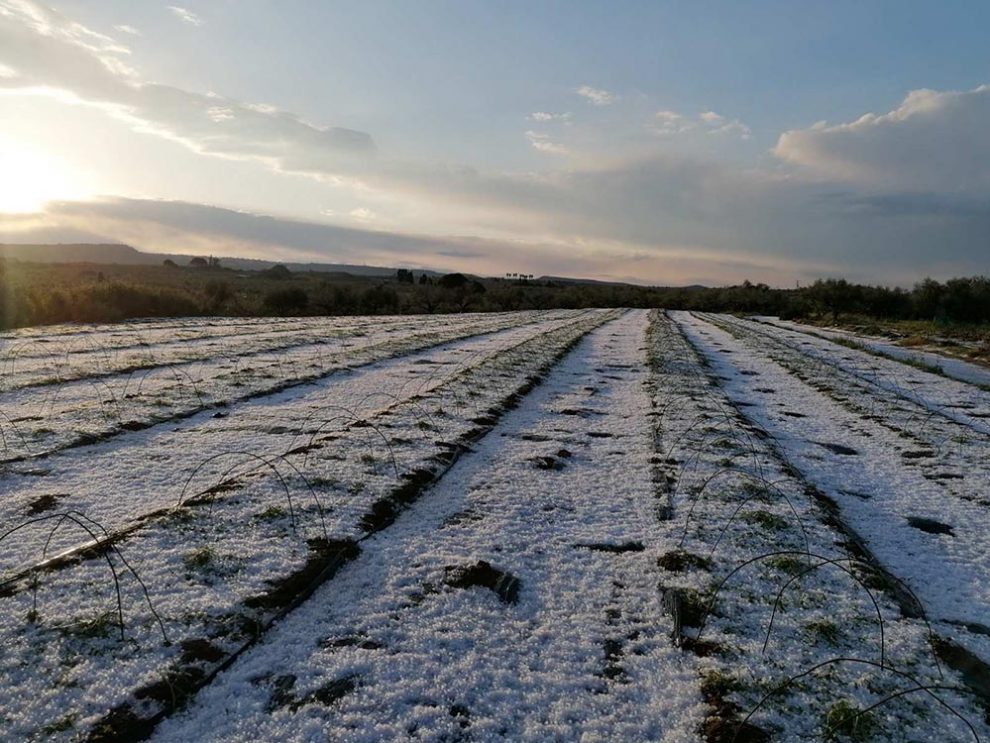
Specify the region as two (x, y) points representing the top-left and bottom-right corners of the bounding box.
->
(438, 273), (469, 289)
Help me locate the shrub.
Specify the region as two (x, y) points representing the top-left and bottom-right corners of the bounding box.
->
(263, 286), (309, 315)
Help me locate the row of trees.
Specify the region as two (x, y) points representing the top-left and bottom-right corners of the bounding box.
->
(2, 254), (989, 328)
(636, 277), (990, 325)
(255, 275), (990, 323)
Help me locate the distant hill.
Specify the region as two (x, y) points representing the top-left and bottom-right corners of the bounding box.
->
(0, 243), (153, 265)
(0, 243), (705, 289)
(0, 243), (416, 278)
(538, 275), (707, 290)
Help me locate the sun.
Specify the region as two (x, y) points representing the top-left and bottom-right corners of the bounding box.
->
(0, 137), (89, 213)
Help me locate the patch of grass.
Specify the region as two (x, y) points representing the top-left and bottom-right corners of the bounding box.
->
(766, 555), (806, 575)
(740, 481), (767, 496)
(40, 713), (77, 735)
(657, 550), (713, 573)
(665, 586), (710, 628)
(823, 699), (876, 741)
(183, 546), (217, 571)
(58, 611), (118, 641)
(740, 509), (789, 530)
(254, 505), (288, 521)
(805, 619), (841, 646)
(700, 669), (743, 701)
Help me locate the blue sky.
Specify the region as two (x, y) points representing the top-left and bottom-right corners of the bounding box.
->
(1, 1), (989, 285)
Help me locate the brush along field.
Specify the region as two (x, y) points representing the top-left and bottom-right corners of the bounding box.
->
(1, 309), (988, 742)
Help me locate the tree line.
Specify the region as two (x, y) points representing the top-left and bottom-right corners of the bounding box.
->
(1, 257), (988, 329)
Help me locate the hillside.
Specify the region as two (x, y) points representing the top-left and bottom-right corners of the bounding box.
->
(0, 243), (406, 278)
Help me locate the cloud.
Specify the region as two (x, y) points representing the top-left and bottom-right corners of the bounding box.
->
(348, 207), (377, 222)
(1, 195), (838, 285)
(524, 130), (569, 156)
(167, 6), (203, 27)
(0, 0), (374, 175)
(383, 149), (990, 283)
(113, 24), (140, 36)
(434, 248), (485, 259)
(648, 109), (750, 139)
(2, 0), (987, 286)
(650, 110), (692, 135)
(529, 111), (572, 122)
(774, 85), (990, 193)
(576, 85), (615, 106)
(710, 120), (751, 138)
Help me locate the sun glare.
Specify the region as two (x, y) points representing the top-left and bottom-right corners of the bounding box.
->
(0, 137), (89, 213)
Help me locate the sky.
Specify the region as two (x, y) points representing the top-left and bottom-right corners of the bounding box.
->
(1, 1), (989, 287)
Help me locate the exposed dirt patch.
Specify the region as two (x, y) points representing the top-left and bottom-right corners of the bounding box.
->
(244, 538), (361, 611)
(657, 550), (713, 573)
(577, 541), (645, 554)
(906, 516), (954, 536)
(814, 441), (859, 456)
(901, 449), (936, 459)
(322, 636), (384, 651)
(444, 560), (520, 604)
(26, 493), (67, 515)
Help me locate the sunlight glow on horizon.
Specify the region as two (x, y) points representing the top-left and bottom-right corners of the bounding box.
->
(0, 136), (91, 215)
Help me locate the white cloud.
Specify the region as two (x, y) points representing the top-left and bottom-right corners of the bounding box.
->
(206, 105), (234, 123)
(655, 110), (684, 123)
(575, 85), (615, 106)
(349, 207), (377, 221)
(525, 130), (569, 155)
(529, 111), (572, 122)
(167, 6), (203, 27)
(710, 120), (751, 139)
(113, 24), (140, 36)
(774, 84), (990, 193)
(650, 110), (692, 135)
(0, 0), (374, 175)
(245, 102), (279, 114)
(647, 108), (750, 139)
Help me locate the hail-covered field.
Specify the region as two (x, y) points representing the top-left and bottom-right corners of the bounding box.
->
(1, 309), (988, 742)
